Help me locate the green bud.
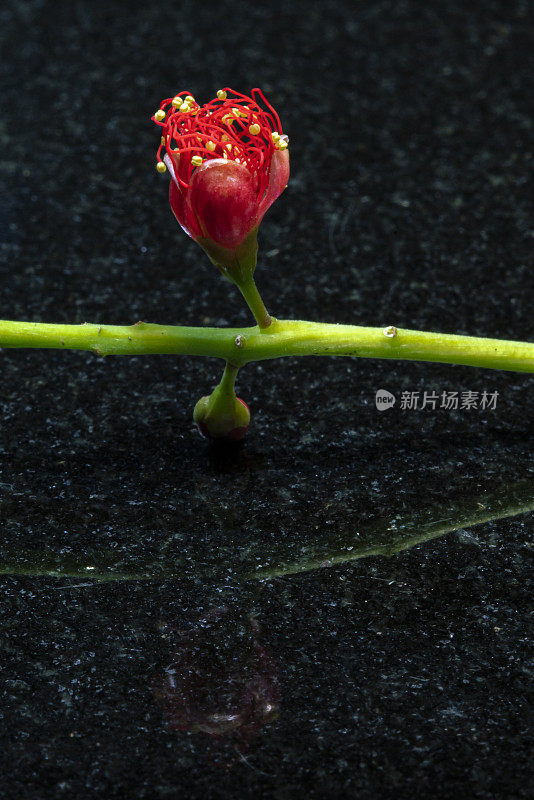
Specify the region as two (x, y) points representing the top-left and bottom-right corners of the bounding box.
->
(193, 394), (250, 442)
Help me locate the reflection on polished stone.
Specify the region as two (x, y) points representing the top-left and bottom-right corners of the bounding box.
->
(152, 606), (279, 766)
(1, 478), (532, 584)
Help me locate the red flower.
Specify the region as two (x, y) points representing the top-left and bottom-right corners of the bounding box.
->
(152, 88), (289, 277)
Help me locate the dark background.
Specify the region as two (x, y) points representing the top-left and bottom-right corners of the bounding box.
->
(1, 1), (533, 798)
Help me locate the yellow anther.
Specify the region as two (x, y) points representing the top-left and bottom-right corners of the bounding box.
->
(185, 95), (195, 103)
(277, 134), (289, 150)
(206, 141), (216, 151)
(217, 89), (227, 100)
(271, 131), (280, 143)
(161, 136), (165, 145)
(156, 161), (167, 173)
(191, 155), (203, 166)
(171, 96), (181, 108)
(154, 109), (166, 122)
(225, 143), (232, 151)
(179, 102), (190, 112)
(249, 123), (261, 135)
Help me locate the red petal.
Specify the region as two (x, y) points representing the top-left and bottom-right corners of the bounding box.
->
(169, 178), (202, 240)
(189, 160), (258, 249)
(256, 149), (290, 222)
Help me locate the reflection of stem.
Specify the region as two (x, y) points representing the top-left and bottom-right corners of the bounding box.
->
(1, 319), (533, 372)
(1, 481), (532, 583)
(0, 561), (152, 582)
(250, 485), (534, 581)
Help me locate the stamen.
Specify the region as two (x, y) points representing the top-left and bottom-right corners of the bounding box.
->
(156, 161), (167, 173)
(278, 134), (289, 150)
(152, 87), (287, 193)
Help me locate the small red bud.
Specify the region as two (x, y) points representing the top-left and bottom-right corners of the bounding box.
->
(193, 395), (250, 442)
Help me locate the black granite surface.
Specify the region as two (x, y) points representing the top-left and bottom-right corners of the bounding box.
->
(1, 0), (533, 798)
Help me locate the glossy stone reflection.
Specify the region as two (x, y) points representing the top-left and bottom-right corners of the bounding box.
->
(152, 606), (279, 762)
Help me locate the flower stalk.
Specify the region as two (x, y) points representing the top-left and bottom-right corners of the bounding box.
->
(0, 318), (533, 372)
(235, 275), (272, 329)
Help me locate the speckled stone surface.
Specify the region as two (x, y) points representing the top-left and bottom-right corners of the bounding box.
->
(1, 1), (533, 798)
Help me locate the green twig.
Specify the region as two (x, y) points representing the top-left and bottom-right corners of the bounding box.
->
(0, 318), (533, 372)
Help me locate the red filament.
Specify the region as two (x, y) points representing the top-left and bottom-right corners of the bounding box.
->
(152, 88), (284, 199)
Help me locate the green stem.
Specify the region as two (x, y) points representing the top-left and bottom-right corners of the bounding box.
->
(0, 318), (533, 372)
(217, 361), (239, 396)
(198, 361), (239, 423)
(235, 276), (272, 328)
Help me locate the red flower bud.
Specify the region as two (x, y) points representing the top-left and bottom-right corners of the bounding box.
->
(152, 88), (289, 278)
(193, 395), (250, 442)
